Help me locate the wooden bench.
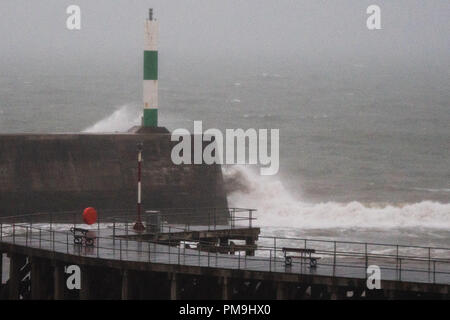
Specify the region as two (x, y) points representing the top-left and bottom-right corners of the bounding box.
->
(282, 247), (321, 268)
(70, 227), (95, 247)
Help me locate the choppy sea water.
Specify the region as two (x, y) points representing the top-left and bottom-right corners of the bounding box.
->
(0, 60), (449, 248)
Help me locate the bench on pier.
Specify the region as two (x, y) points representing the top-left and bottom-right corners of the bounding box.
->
(282, 247), (320, 268)
(70, 227), (95, 247)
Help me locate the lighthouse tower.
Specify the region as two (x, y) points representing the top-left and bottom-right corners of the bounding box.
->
(142, 9), (159, 127)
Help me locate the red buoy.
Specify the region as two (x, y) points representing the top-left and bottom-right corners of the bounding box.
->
(83, 207), (98, 225)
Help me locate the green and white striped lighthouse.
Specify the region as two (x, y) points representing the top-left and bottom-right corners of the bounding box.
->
(142, 9), (159, 127)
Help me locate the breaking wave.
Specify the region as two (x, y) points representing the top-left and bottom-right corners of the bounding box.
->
(223, 165), (450, 230)
(82, 104), (141, 133)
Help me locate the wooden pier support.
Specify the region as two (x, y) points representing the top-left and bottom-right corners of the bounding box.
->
(311, 284), (327, 299)
(328, 286), (340, 300)
(79, 266), (90, 300)
(220, 277), (231, 300)
(53, 263), (65, 300)
(121, 270), (129, 300)
(8, 253), (21, 300)
(31, 257), (43, 299)
(276, 282), (289, 300)
(169, 273), (178, 300)
(30, 257), (52, 300)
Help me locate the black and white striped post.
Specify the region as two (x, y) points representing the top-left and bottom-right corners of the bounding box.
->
(134, 142), (146, 232)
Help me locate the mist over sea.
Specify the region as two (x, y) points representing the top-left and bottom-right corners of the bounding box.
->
(0, 0), (449, 247)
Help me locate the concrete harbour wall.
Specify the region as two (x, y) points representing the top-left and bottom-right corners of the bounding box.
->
(0, 132), (228, 221)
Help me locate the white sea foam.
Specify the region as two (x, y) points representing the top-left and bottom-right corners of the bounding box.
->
(223, 165), (450, 230)
(82, 104), (141, 133)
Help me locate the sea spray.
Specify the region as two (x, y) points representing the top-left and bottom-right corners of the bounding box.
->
(82, 104), (141, 133)
(223, 165), (450, 230)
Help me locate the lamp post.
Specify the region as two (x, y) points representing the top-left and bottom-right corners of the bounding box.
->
(134, 142), (145, 232)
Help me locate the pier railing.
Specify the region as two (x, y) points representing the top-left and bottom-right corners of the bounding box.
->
(256, 235), (450, 284)
(0, 211), (449, 286)
(109, 207), (256, 231)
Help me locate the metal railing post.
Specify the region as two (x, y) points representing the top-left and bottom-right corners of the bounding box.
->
(148, 240), (151, 262)
(433, 261), (436, 284)
(238, 252), (241, 269)
(249, 210), (253, 229)
(26, 226), (29, 246)
(270, 250), (272, 272)
(399, 258), (402, 281)
(120, 238), (122, 260)
(73, 211), (76, 233)
(208, 211), (211, 231)
(169, 232), (171, 264)
(13, 223), (15, 243)
(269, 238), (276, 272)
(396, 245), (399, 271)
(30, 215), (33, 240)
(213, 208), (216, 230)
(113, 218), (116, 246)
(67, 233), (69, 253)
(333, 241), (337, 272)
(232, 209), (236, 229)
(365, 243), (368, 270)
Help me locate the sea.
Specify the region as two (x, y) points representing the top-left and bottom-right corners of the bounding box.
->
(0, 57), (449, 249)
